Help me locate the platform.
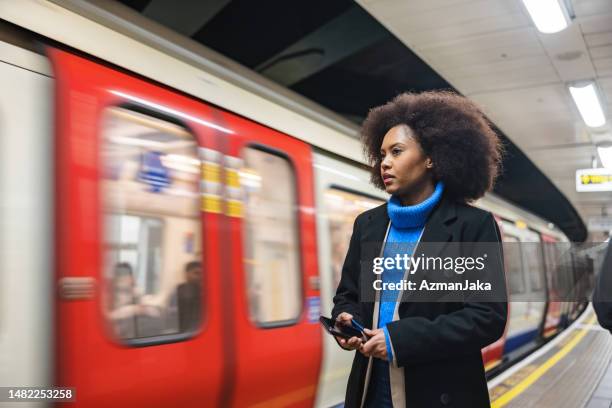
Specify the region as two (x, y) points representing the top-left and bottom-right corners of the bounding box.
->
(489, 306), (612, 408)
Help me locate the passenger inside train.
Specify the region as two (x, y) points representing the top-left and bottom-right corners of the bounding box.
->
(173, 261), (203, 332)
(107, 262), (145, 339)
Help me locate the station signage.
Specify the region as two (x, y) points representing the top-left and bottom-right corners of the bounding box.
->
(576, 168), (612, 192)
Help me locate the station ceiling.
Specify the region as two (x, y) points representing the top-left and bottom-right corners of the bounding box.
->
(118, 0), (588, 241)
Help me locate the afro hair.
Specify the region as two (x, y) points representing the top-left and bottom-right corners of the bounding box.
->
(361, 91), (504, 202)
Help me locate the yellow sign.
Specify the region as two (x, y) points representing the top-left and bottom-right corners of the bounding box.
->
(576, 168), (612, 192)
(579, 174), (612, 184)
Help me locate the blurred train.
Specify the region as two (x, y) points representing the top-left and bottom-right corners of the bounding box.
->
(0, 2), (593, 407)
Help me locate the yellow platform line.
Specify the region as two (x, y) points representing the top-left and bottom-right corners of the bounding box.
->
(491, 316), (596, 408)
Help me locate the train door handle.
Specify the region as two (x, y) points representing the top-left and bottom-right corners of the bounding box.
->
(58, 277), (96, 300)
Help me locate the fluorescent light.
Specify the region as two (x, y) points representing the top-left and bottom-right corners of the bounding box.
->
(598, 145), (612, 170)
(522, 0), (570, 34)
(568, 82), (607, 128)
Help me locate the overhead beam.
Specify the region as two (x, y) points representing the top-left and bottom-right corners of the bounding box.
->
(143, 0), (230, 37)
(256, 6), (387, 86)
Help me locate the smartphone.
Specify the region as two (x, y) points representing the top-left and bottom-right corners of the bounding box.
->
(351, 318), (366, 333)
(319, 316), (366, 340)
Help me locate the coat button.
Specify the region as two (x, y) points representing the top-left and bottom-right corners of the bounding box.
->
(440, 393), (451, 405)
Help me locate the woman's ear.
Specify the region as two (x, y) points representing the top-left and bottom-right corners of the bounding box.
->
(425, 158), (433, 169)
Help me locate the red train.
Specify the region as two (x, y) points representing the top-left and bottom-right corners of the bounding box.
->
(0, 3), (593, 407)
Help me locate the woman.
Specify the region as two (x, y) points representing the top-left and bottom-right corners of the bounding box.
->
(332, 91), (507, 408)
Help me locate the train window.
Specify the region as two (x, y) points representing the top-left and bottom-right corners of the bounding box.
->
(522, 241), (545, 292)
(324, 188), (384, 289)
(241, 147), (302, 326)
(503, 235), (525, 294)
(101, 107), (202, 343)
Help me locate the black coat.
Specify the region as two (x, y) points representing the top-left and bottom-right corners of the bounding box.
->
(593, 242), (612, 333)
(331, 193), (507, 408)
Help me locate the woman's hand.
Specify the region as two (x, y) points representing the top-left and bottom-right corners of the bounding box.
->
(359, 328), (388, 360)
(335, 312), (363, 350)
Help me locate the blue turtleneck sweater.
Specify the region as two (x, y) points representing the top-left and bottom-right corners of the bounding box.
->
(366, 181), (444, 407)
(380, 181), (444, 359)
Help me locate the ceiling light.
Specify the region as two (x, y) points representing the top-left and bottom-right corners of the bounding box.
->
(598, 145), (612, 170)
(522, 0), (571, 34)
(568, 82), (607, 128)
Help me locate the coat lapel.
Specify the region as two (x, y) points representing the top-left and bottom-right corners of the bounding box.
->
(361, 203), (389, 243)
(360, 203), (390, 324)
(418, 193), (457, 248)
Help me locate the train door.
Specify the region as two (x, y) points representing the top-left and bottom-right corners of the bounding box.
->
(312, 152), (386, 407)
(482, 215), (508, 371)
(519, 228), (547, 340)
(500, 221), (546, 354)
(51, 49), (226, 407)
(568, 252), (590, 320)
(541, 234), (562, 337)
(217, 109), (322, 407)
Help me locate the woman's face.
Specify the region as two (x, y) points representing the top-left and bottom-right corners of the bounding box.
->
(379, 125), (432, 196)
